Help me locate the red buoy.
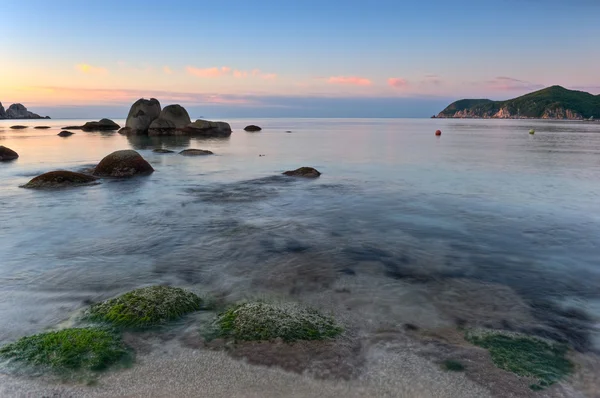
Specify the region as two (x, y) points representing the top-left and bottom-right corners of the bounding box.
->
(435, 130), (442, 136)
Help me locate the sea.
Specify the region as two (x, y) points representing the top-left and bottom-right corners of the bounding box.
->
(1, 117), (599, 353)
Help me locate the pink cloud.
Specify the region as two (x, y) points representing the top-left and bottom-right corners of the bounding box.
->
(327, 76), (371, 86)
(388, 77), (408, 88)
(163, 66), (173, 75)
(252, 69), (261, 76)
(261, 73), (277, 80)
(75, 64), (108, 75)
(186, 66), (232, 78)
(233, 70), (248, 78)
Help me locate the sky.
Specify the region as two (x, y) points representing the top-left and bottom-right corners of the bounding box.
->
(1, 0), (599, 118)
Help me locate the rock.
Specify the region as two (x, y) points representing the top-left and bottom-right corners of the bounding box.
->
(93, 150), (154, 177)
(0, 102), (6, 119)
(148, 118), (176, 136)
(125, 98), (161, 134)
(81, 118), (120, 131)
(244, 125), (262, 132)
(285, 131), (292, 133)
(58, 131), (74, 137)
(10, 125), (27, 129)
(182, 119), (232, 137)
(62, 125), (82, 130)
(152, 148), (175, 153)
(21, 170), (98, 189)
(283, 167), (321, 178)
(4, 103), (47, 119)
(179, 149), (214, 156)
(435, 130), (442, 136)
(34, 126), (51, 129)
(0, 146), (19, 161)
(118, 127), (132, 135)
(159, 104), (191, 129)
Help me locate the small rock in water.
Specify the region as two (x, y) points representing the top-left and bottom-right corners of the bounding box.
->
(285, 130), (292, 133)
(179, 149), (214, 156)
(435, 130), (442, 136)
(58, 131), (74, 137)
(153, 148), (175, 154)
(0, 146), (19, 161)
(34, 126), (51, 129)
(283, 167), (321, 178)
(529, 129), (535, 135)
(21, 170), (98, 189)
(10, 125), (27, 129)
(93, 150), (154, 177)
(244, 125), (262, 132)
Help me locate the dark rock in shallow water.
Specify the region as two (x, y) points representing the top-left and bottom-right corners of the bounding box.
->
(159, 104), (191, 129)
(125, 98), (162, 135)
(283, 167), (321, 178)
(93, 150), (154, 177)
(58, 131), (74, 137)
(182, 119), (232, 137)
(34, 126), (51, 129)
(179, 149), (214, 156)
(153, 148), (175, 153)
(82, 118), (120, 131)
(21, 170), (98, 189)
(62, 125), (82, 130)
(0, 146), (19, 161)
(10, 125), (27, 129)
(244, 125), (262, 132)
(148, 118), (176, 136)
(118, 127), (132, 135)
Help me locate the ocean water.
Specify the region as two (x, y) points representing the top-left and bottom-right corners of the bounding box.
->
(1, 117), (599, 353)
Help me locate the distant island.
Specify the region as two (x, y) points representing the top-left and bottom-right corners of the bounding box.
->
(0, 102), (50, 119)
(435, 86), (599, 120)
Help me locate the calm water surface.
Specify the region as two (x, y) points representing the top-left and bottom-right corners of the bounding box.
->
(1, 118), (599, 350)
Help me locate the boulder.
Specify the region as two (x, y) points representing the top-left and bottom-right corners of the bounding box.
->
(10, 125), (27, 129)
(179, 149), (214, 156)
(0, 146), (19, 161)
(21, 171), (98, 189)
(93, 150), (154, 177)
(5, 103), (47, 119)
(125, 98), (161, 134)
(118, 127), (132, 135)
(283, 167), (321, 178)
(159, 105), (191, 129)
(244, 125), (262, 132)
(152, 148), (175, 153)
(58, 131), (74, 137)
(34, 126), (51, 129)
(81, 118), (121, 131)
(0, 102), (6, 119)
(148, 118), (176, 136)
(182, 119), (232, 137)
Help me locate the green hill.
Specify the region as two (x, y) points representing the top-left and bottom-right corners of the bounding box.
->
(436, 86), (600, 119)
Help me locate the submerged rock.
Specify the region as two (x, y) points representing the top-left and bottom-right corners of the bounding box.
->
(88, 285), (202, 328)
(125, 98), (162, 135)
(0, 146), (19, 161)
(148, 118), (176, 136)
(244, 125), (262, 132)
(93, 150), (154, 177)
(21, 170), (98, 189)
(182, 119), (232, 137)
(10, 125), (27, 129)
(0, 328), (128, 373)
(159, 104), (191, 129)
(213, 302), (342, 342)
(153, 148), (175, 153)
(34, 126), (51, 129)
(179, 149), (214, 156)
(58, 130), (74, 137)
(283, 167), (321, 178)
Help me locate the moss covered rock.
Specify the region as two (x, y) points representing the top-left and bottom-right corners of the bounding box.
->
(283, 167), (321, 178)
(89, 286), (202, 328)
(466, 330), (573, 389)
(215, 302), (342, 342)
(93, 150), (154, 178)
(21, 170), (98, 189)
(0, 328), (128, 373)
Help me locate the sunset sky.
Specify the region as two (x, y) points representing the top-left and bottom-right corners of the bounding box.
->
(1, 0), (599, 118)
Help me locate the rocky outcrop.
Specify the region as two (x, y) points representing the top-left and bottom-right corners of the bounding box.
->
(159, 105), (191, 129)
(182, 120), (232, 137)
(58, 131), (74, 137)
(244, 125), (262, 132)
(179, 149), (214, 156)
(125, 98), (162, 135)
(61, 119), (120, 131)
(0, 146), (19, 161)
(1, 103), (49, 119)
(283, 167), (321, 178)
(21, 171), (98, 189)
(148, 118), (176, 136)
(93, 150), (154, 177)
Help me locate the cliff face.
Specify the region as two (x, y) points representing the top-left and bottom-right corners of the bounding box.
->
(437, 86), (599, 120)
(0, 102), (49, 119)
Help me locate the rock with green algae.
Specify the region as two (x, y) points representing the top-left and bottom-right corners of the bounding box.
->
(21, 170), (98, 189)
(466, 329), (573, 389)
(0, 328), (128, 373)
(88, 286), (202, 328)
(214, 302), (342, 342)
(283, 167), (321, 178)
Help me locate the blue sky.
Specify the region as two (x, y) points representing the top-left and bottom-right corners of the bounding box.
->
(1, 0), (599, 118)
